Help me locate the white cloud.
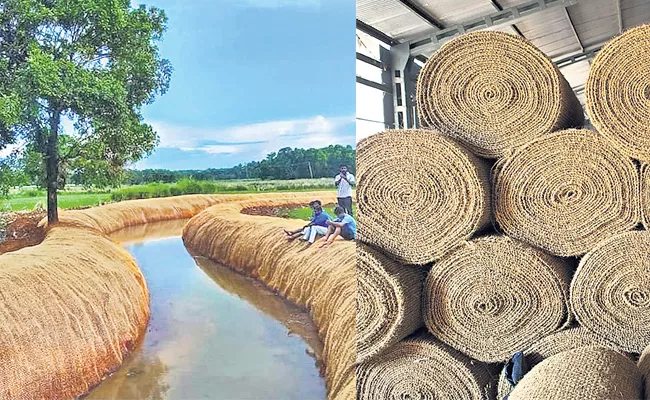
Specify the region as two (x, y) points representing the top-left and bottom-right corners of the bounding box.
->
(179, 145), (242, 155)
(150, 114), (355, 155)
(241, 0), (320, 8)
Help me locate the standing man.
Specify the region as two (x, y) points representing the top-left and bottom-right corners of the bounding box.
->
(334, 164), (355, 216)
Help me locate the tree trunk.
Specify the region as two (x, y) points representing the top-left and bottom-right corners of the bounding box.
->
(46, 108), (61, 225)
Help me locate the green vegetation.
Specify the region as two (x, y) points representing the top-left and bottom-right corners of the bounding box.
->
(123, 145), (356, 184)
(0, 0), (172, 223)
(110, 178), (335, 201)
(287, 203), (358, 221)
(1, 179), (336, 211)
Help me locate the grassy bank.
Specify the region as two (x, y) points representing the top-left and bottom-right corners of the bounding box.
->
(1, 178), (336, 211)
(287, 203), (357, 221)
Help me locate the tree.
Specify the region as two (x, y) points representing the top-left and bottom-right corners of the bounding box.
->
(0, 0), (171, 223)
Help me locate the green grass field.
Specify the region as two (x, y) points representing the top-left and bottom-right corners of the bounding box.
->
(288, 203), (357, 221)
(1, 179), (338, 211)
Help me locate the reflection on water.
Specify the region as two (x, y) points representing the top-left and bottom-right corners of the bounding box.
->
(85, 221), (325, 400)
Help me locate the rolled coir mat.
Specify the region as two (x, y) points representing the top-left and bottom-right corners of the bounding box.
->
(356, 332), (494, 400)
(417, 30), (583, 158)
(423, 235), (571, 363)
(571, 230), (650, 353)
(497, 327), (621, 399)
(508, 346), (642, 400)
(356, 243), (427, 364)
(494, 128), (639, 257)
(586, 24), (650, 161)
(357, 129), (490, 265)
(641, 163), (650, 229)
(639, 344), (650, 400)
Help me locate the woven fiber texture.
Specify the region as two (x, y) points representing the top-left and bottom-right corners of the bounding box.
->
(0, 194), (310, 399)
(356, 243), (427, 364)
(356, 332), (494, 400)
(417, 30), (583, 158)
(641, 163), (650, 229)
(0, 227), (149, 400)
(586, 24), (650, 161)
(182, 193), (355, 400)
(639, 344), (650, 400)
(571, 230), (650, 353)
(423, 235), (571, 363)
(494, 128), (640, 257)
(357, 129), (490, 265)
(497, 327), (621, 399)
(508, 346), (642, 400)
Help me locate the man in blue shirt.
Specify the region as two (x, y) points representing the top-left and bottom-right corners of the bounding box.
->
(318, 205), (356, 248)
(284, 200), (332, 244)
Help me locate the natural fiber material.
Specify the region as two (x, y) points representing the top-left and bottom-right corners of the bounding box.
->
(586, 24), (650, 161)
(0, 227), (149, 400)
(357, 129), (490, 265)
(494, 128), (639, 257)
(417, 31), (583, 158)
(0, 194), (274, 399)
(639, 344), (650, 400)
(508, 346), (642, 400)
(497, 327), (620, 398)
(182, 193), (354, 400)
(571, 230), (650, 353)
(356, 332), (494, 400)
(641, 163), (650, 229)
(423, 235), (571, 363)
(356, 243), (426, 364)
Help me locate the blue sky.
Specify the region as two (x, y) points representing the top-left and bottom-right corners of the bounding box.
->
(129, 0), (355, 170)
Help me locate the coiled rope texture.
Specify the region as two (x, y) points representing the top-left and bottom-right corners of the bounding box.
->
(356, 333), (495, 400)
(494, 128), (640, 256)
(496, 327), (621, 398)
(423, 235), (572, 363)
(586, 24), (650, 161)
(357, 129), (490, 265)
(508, 347), (642, 400)
(417, 30), (584, 158)
(356, 243), (426, 364)
(571, 230), (650, 353)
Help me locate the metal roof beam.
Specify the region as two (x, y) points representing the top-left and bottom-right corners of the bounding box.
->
(554, 45), (603, 68)
(356, 76), (394, 94)
(356, 52), (386, 69)
(356, 19), (398, 46)
(397, 0), (445, 30)
(408, 0), (577, 55)
(490, 0), (526, 37)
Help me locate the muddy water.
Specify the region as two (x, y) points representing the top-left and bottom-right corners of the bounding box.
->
(84, 220), (326, 400)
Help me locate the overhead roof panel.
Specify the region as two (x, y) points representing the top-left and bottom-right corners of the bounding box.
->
(410, 0), (498, 26)
(496, 1), (581, 58)
(357, 0), (436, 41)
(621, 0), (650, 30)
(567, 1), (618, 48)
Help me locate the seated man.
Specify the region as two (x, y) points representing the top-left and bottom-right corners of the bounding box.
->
(319, 205), (356, 248)
(283, 200), (332, 244)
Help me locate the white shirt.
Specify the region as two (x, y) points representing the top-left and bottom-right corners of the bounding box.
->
(335, 173), (355, 197)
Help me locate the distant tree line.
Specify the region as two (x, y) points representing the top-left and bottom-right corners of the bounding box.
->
(122, 145), (356, 185)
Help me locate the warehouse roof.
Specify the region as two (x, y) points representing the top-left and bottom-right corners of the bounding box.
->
(357, 0), (650, 104)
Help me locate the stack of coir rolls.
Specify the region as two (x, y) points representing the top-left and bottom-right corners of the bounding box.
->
(356, 26), (650, 400)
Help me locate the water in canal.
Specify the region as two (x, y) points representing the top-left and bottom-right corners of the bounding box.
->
(84, 219), (326, 400)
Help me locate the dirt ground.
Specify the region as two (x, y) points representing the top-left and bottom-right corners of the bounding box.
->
(0, 210), (46, 254)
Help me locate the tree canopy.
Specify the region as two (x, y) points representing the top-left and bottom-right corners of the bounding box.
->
(122, 145), (357, 184)
(0, 0), (171, 222)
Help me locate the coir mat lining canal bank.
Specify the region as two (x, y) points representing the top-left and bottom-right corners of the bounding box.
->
(0, 193), (355, 400)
